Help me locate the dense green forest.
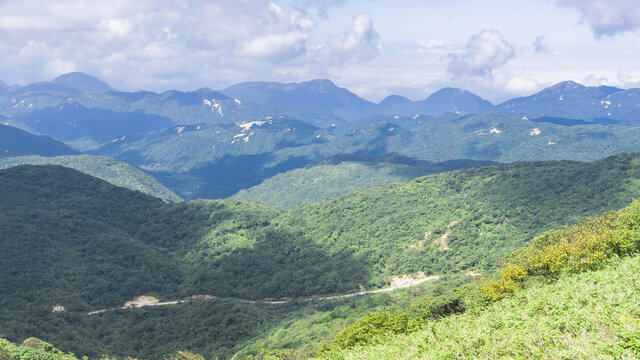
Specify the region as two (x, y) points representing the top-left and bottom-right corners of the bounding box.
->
(6, 196), (640, 359)
(0, 155), (181, 202)
(4, 154), (640, 359)
(233, 154), (496, 208)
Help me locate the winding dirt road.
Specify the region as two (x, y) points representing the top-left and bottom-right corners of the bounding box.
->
(86, 275), (442, 315)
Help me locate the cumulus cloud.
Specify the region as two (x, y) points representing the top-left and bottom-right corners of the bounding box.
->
(447, 29), (515, 79)
(0, 0), (374, 90)
(315, 13), (380, 65)
(559, 0), (640, 37)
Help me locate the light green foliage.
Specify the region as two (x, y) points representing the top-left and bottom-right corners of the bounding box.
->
(330, 312), (419, 350)
(164, 350), (205, 360)
(317, 254), (640, 359)
(0, 338), (79, 360)
(481, 199), (640, 300)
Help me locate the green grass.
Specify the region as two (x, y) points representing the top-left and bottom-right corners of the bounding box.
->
(317, 253), (640, 360)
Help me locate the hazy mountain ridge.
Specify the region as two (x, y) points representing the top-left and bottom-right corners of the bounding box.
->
(7, 73), (640, 129)
(0, 123), (78, 157)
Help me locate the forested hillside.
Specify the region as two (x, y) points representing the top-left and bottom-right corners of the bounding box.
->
(233, 154), (496, 208)
(319, 197), (640, 359)
(0, 155), (181, 202)
(4, 153), (640, 359)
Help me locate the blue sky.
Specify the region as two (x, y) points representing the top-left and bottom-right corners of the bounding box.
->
(0, 0), (639, 102)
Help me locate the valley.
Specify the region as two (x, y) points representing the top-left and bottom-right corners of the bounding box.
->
(3, 72), (640, 359)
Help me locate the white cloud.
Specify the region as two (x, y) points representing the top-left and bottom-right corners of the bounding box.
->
(315, 13), (380, 65)
(559, 0), (640, 37)
(44, 59), (77, 77)
(447, 29), (515, 79)
(301, 0), (347, 17)
(0, 0), (360, 90)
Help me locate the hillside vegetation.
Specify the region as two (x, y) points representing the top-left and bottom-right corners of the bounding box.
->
(5, 155), (640, 359)
(269, 153), (640, 285)
(0, 154), (182, 202)
(233, 154), (496, 208)
(318, 198), (640, 359)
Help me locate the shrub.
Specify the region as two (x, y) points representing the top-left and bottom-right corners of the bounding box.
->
(480, 199), (640, 301)
(332, 312), (419, 350)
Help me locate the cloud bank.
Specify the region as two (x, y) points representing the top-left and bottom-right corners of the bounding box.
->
(560, 0), (640, 37)
(447, 29), (515, 79)
(0, 0), (378, 90)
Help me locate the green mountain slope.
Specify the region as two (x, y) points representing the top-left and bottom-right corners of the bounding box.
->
(6, 155), (640, 359)
(388, 112), (640, 162)
(233, 154), (496, 208)
(318, 197), (640, 359)
(318, 253), (640, 359)
(0, 154), (182, 202)
(93, 112), (640, 200)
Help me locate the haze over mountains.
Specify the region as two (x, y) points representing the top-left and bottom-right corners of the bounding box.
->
(4, 72), (640, 128)
(4, 72), (640, 201)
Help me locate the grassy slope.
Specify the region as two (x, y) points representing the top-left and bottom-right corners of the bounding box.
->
(318, 253), (640, 359)
(0, 154), (182, 202)
(232, 155), (496, 209)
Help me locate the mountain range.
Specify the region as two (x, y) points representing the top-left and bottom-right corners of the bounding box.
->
(4, 72), (640, 359)
(4, 73), (640, 129)
(5, 72), (640, 201)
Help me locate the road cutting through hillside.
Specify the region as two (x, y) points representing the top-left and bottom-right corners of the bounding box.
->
(86, 275), (442, 315)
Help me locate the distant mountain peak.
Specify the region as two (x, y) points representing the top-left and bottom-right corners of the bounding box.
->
(378, 94), (412, 106)
(545, 81), (585, 92)
(51, 72), (115, 93)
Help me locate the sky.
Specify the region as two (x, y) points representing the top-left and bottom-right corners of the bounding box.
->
(0, 0), (639, 103)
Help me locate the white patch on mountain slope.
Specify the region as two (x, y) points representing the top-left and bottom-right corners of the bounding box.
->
(237, 120), (267, 131)
(202, 99), (224, 116)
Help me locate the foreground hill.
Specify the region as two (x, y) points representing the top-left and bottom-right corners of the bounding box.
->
(319, 197), (640, 359)
(233, 154), (496, 208)
(5, 182), (640, 359)
(0, 155), (181, 202)
(5, 155), (640, 359)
